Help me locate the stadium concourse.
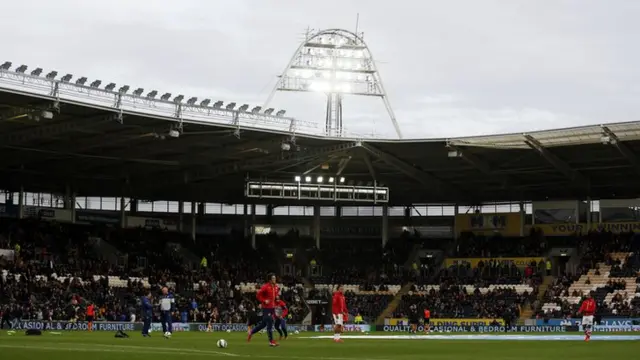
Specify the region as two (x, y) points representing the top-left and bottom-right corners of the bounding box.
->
(0, 65), (640, 343)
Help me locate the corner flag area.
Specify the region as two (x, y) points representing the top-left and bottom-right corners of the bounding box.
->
(0, 332), (638, 360)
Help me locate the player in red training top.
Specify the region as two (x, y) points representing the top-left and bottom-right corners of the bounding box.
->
(248, 273), (280, 347)
(578, 292), (596, 342)
(332, 285), (348, 343)
(273, 296), (289, 340)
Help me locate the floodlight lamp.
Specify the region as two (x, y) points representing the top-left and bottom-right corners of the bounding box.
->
(328, 177), (335, 183)
(339, 177), (345, 183)
(75, 77), (88, 85)
(317, 176), (323, 183)
(133, 88), (144, 96)
(147, 90), (158, 99)
(31, 68), (43, 76)
(238, 104), (249, 112)
(45, 71), (58, 80)
(0, 61), (11, 70)
(173, 95), (184, 103)
(60, 74), (72, 82)
(305, 176), (312, 183)
(187, 97), (197, 105)
(213, 100), (224, 108)
(294, 176), (301, 182)
(200, 99), (211, 107)
(16, 65), (27, 73)
(105, 83), (116, 91)
(225, 102), (236, 110)
(251, 106), (261, 113)
(160, 93), (171, 101)
(119, 85), (130, 93)
(89, 80), (101, 88)
(275, 110), (286, 117)
(264, 108), (274, 115)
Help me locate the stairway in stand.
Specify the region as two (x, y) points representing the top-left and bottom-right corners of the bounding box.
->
(376, 282), (414, 325)
(519, 275), (555, 323)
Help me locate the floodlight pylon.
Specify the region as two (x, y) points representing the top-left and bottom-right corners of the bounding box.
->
(265, 28), (402, 138)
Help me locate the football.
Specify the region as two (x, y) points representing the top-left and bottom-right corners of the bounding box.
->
(217, 339), (228, 348)
(163, 331), (172, 339)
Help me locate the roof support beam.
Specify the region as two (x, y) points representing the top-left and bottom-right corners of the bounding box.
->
(601, 125), (640, 176)
(361, 150), (377, 181)
(523, 134), (589, 187)
(448, 145), (512, 190)
(361, 143), (461, 197)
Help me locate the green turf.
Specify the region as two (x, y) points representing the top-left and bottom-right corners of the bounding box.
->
(0, 331), (637, 360)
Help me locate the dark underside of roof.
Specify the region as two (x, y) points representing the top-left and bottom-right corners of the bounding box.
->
(1, 90), (639, 205)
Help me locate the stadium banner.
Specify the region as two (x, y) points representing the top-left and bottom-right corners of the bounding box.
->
(444, 258), (543, 269)
(454, 213), (521, 236)
(600, 318), (640, 326)
(582, 324), (640, 332)
(314, 324), (371, 332)
(534, 319), (577, 326)
(527, 222), (640, 236)
(378, 325), (566, 333)
(23, 206), (72, 222)
(76, 210), (121, 225)
(11, 320), (140, 331)
(151, 322), (189, 332)
(127, 216), (178, 231)
(195, 323), (310, 332)
(386, 318), (505, 326)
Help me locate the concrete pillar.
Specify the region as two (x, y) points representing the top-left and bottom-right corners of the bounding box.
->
(178, 201), (184, 233)
(586, 198), (592, 229)
(18, 186), (24, 219)
(251, 204), (256, 249)
(382, 204), (389, 248)
(70, 193), (76, 224)
(191, 202), (197, 241)
(120, 197), (126, 228)
(313, 204), (321, 249)
(453, 204), (459, 241)
(243, 204), (249, 238)
(519, 201), (525, 236)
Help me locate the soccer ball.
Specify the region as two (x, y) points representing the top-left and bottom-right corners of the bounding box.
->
(294, 330), (299, 335)
(164, 331), (172, 338)
(217, 339), (228, 348)
(226, 329), (231, 333)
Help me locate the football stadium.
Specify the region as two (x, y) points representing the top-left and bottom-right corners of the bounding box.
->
(1, 24), (640, 360)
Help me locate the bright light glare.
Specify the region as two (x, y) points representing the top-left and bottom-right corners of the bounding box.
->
(305, 176), (312, 182)
(317, 176), (323, 183)
(294, 176), (301, 182)
(328, 177), (335, 183)
(339, 177), (345, 183)
(309, 82), (351, 93)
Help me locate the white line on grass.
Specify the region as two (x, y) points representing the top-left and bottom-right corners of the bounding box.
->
(0, 343), (394, 360)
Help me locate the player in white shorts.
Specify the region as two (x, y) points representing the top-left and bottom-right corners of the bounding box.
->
(578, 292), (596, 342)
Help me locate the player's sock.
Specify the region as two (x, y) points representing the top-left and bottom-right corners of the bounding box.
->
(88, 322), (92, 332)
(282, 327), (288, 338)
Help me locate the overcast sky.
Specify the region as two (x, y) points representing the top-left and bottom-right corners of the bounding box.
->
(1, 0), (638, 139)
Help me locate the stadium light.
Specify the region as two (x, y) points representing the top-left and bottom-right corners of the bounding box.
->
(160, 93), (171, 101)
(15, 65), (27, 73)
(305, 176), (312, 183)
(225, 102), (236, 110)
(89, 80), (102, 88)
(339, 177), (345, 183)
(75, 77), (88, 85)
(213, 100), (224, 109)
(173, 94), (184, 103)
(275, 110), (286, 117)
(264, 108), (275, 115)
(317, 176), (323, 183)
(328, 177), (335, 183)
(119, 85), (130, 94)
(0, 61), (11, 70)
(105, 83), (116, 91)
(238, 104), (249, 112)
(251, 106), (262, 114)
(294, 176), (301, 182)
(147, 90), (158, 99)
(60, 74), (72, 82)
(200, 99), (211, 107)
(133, 88), (144, 96)
(31, 68), (43, 76)
(45, 71), (58, 80)
(186, 97), (197, 105)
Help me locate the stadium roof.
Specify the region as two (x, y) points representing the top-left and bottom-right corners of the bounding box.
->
(2, 78), (640, 205)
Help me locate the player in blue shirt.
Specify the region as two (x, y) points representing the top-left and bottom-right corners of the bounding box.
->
(141, 292), (153, 337)
(160, 287), (175, 337)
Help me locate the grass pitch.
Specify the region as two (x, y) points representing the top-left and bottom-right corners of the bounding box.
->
(0, 331), (637, 360)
